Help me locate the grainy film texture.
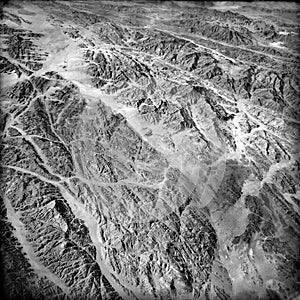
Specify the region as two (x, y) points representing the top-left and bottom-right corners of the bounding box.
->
(0, 1), (300, 300)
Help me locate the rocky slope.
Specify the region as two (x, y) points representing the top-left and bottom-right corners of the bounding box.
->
(0, 1), (299, 300)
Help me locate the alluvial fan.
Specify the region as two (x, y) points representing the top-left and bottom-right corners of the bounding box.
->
(0, 1), (300, 300)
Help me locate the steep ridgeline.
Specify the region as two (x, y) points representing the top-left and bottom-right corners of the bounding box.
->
(1, 1), (299, 300)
